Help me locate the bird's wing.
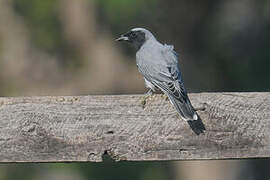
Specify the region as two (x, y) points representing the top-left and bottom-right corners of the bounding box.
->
(137, 45), (195, 120)
(137, 44), (205, 135)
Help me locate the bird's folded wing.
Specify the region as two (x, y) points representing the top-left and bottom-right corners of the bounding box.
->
(137, 48), (195, 120)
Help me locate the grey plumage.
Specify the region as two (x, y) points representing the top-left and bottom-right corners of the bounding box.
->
(116, 28), (205, 135)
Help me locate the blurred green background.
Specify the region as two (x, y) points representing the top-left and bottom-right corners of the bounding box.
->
(0, 0), (269, 179)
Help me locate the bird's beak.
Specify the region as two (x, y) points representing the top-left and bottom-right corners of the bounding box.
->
(115, 35), (129, 42)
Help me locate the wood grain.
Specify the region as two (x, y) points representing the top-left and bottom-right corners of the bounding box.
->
(0, 92), (269, 163)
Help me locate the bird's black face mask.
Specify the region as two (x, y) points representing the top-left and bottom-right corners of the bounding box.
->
(116, 30), (146, 50)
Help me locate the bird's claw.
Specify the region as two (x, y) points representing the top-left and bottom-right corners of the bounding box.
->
(141, 89), (154, 108)
(145, 89), (153, 96)
(162, 94), (169, 101)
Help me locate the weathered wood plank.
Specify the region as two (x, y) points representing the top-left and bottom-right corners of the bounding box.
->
(0, 92), (269, 162)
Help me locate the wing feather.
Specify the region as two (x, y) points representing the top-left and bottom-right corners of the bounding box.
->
(137, 43), (205, 134)
(137, 45), (195, 120)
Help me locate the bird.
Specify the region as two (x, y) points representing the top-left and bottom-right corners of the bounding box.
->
(116, 28), (205, 135)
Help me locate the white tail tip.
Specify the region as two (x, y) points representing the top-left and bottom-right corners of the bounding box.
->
(193, 113), (198, 120)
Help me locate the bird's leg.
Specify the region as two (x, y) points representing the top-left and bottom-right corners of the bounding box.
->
(141, 89), (154, 108)
(145, 89), (153, 96)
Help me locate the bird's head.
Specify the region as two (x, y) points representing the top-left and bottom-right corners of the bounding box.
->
(116, 28), (155, 50)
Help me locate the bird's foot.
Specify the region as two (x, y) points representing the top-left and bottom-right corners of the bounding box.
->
(161, 93), (169, 101)
(141, 89), (154, 108)
(145, 89), (153, 96)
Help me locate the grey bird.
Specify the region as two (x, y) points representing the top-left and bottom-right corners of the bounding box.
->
(116, 28), (205, 135)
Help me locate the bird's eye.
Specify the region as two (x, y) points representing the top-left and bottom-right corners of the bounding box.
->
(131, 32), (136, 38)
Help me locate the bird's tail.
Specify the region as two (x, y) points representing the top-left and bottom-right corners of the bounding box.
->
(187, 116), (205, 135)
(167, 94), (206, 135)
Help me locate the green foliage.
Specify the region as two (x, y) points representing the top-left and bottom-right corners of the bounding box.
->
(96, 0), (157, 20)
(205, 23), (270, 91)
(12, 0), (84, 67)
(94, 0), (158, 32)
(1, 162), (170, 180)
(13, 0), (62, 54)
(264, 0), (270, 20)
(140, 164), (167, 180)
(1, 164), (37, 180)
(74, 161), (169, 180)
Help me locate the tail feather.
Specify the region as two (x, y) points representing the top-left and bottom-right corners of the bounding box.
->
(167, 93), (206, 135)
(187, 116), (206, 135)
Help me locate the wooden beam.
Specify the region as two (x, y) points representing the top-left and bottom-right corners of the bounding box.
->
(0, 92), (269, 163)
